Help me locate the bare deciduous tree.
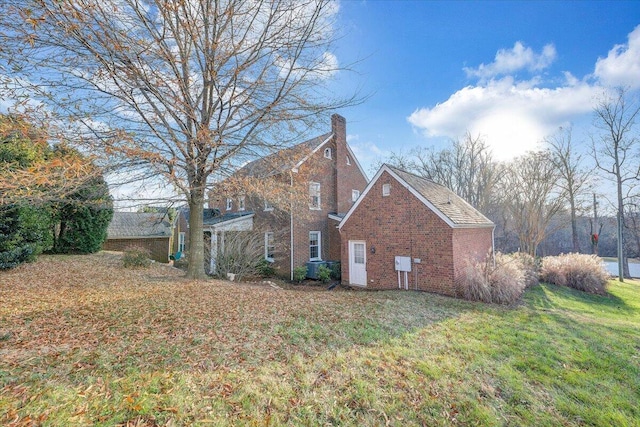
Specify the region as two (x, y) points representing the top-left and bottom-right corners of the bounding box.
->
(379, 133), (499, 212)
(499, 150), (567, 257)
(0, 0), (359, 278)
(546, 125), (591, 253)
(591, 87), (640, 281)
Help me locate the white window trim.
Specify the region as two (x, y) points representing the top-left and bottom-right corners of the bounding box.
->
(178, 232), (185, 252)
(264, 200), (274, 211)
(226, 198), (233, 210)
(324, 147), (332, 159)
(309, 182), (321, 210)
(382, 183), (391, 197)
(238, 195), (246, 211)
(352, 189), (360, 202)
(265, 232), (275, 262)
(309, 231), (321, 261)
(346, 155), (351, 165)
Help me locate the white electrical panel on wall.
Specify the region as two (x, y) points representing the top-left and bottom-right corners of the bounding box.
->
(395, 256), (412, 272)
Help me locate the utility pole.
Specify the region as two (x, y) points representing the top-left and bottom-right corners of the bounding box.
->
(591, 193), (600, 256)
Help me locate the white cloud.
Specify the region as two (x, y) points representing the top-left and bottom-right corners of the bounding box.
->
(594, 24), (640, 89)
(408, 77), (598, 160)
(464, 42), (557, 81)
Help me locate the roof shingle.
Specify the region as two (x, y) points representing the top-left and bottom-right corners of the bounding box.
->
(107, 212), (173, 239)
(387, 165), (493, 227)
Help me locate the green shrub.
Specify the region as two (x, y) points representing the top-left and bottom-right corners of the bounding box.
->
(457, 253), (526, 305)
(122, 246), (151, 268)
(329, 261), (341, 279)
(257, 259), (276, 277)
(317, 265), (331, 283)
(540, 253), (610, 294)
(0, 245), (35, 269)
(293, 266), (307, 283)
(51, 176), (113, 254)
(0, 204), (52, 269)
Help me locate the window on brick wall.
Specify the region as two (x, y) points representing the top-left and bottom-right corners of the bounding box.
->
(324, 147), (332, 159)
(382, 183), (390, 197)
(309, 182), (321, 209)
(238, 195), (245, 211)
(226, 198), (233, 210)
(264, 200), (273, 211)
(346, 155), (351, 165)
(352, 189), (360, 202)
(309, 231), (321, 260)
(265, 232), (275, 262)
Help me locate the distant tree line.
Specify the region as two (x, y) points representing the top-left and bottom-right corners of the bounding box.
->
(0, 114), (113, 269)
(380, 88), (640, 278)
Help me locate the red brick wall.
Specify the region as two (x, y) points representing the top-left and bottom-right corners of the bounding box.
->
(340, 170), (462, 296)
(333, 114), (368, 216)
(103, 237), (171, 263)
(328, 218), (341, 261)
(452, 227), (494, 286)
(291, 143), (337, 270)
(204, 115), (369, 279)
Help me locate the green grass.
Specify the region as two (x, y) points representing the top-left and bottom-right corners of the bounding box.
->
(1, 254), (639, 426)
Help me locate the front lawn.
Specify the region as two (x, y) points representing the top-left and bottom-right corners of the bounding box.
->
(1, 253), (639, 426)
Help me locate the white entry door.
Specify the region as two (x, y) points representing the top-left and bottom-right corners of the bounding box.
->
(349, 241), (367, 286)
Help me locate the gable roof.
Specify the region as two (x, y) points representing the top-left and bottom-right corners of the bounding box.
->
(235, 132), (333, 178)
(107, 212), (173, 239)
(339, 164), (494, 229)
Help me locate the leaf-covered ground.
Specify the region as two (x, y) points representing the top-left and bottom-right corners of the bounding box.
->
(1, 253), (639, 426)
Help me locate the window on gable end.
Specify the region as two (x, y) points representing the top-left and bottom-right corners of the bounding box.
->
(324, 147), (332, 159)
(352, 189), (360, 202)
(382, 183), (391, 197)
(346, 155), (351, 165)
(309, 182), (321, 209)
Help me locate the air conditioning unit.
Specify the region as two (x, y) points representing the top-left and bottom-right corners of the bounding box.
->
(306, 261), (328, 279)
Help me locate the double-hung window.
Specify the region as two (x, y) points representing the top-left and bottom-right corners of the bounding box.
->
(238, 195), (245, 211)
(309, 182), (321, 210)
(265, 232), (275, 262)
(226, 198), (233, 210)
(309, 231), (321, 261)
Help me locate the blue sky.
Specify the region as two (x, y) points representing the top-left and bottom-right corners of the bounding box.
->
(331, 1), (640, 175)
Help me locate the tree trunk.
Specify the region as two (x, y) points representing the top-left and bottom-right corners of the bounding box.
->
(186, 193), (208, 280)
(570, 198), (580, 253)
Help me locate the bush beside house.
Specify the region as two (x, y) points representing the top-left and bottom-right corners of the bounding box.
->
(540, 253), (610, 294)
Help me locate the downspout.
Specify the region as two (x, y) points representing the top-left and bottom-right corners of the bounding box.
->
(290, 172), (295, 281)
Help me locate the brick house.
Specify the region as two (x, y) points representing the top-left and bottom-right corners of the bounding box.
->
(338, 164), (494, 296)
(103, 211), (175, 263)
(206, 114), (369, 279)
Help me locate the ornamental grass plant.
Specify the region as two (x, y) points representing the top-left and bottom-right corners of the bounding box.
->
(540, 253), (610, 294)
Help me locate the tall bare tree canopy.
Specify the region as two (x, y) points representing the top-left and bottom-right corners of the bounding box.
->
(591, 87), (640, 281)
(0, 0), (357, 278)
(499, 150), (567, 257)
(379, 133), (499, 213)
(546, 126), (591, 253)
